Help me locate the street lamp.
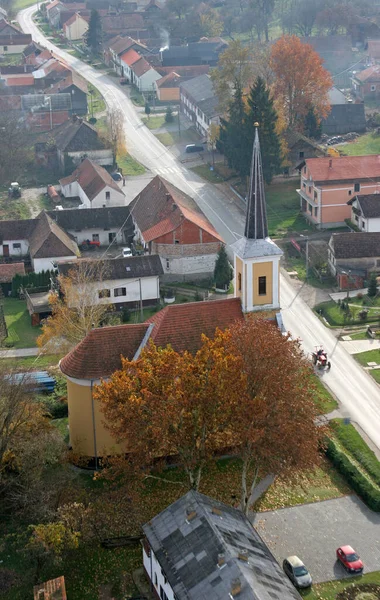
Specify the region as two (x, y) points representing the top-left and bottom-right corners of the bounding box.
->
(300, 234), (309, 280)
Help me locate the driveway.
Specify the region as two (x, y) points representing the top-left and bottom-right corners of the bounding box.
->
(251, 495), (380, 583)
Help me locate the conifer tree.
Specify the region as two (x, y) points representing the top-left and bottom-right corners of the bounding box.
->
(218, 81), (250, 179)
(85, 10), (102, 55)
(368, 273), (378, 298)
(304, 106), (322, 139)
(246, 76), (281, 184)
(214, 245), (232, 290)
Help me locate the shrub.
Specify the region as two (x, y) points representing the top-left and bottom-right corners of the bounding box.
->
(330, 420), (380, 486)
(357, 293), (363, 300)
(165, 106), (174, 123)
(122, 307), (130, 323)
(359, 309), (369, 321)
(326, 438), (380, 511)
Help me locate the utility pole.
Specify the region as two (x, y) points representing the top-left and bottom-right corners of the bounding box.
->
(139, 278), (143, 321)
(177, 105), (181, 138)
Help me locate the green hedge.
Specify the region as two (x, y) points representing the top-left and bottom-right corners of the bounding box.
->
(12, 270), (52, 297)
(330, 419), (380, 486)
(326, 438), (380, 511)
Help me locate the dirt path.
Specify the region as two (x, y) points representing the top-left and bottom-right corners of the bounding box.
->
(21, 187), (46, 218)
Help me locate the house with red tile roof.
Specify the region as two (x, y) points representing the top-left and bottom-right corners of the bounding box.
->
(130, 55), (161, 91)
(60, 297), (244, 457)
(104, 35), (148, 74)
(119, 47), (141, 79)
(352, 64), (380, 100)
(130, 175), (223, 281)
(298, 155), (380, 228)
(60, 158), (126, 208)
(155, 71), (191, 101)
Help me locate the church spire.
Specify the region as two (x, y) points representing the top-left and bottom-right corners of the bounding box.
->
(244, 124), (268, 240)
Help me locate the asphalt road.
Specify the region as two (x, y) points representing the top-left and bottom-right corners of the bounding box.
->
(19, 6), (380, 449)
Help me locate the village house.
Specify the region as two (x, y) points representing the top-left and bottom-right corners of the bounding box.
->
(24, 92), (72, 132)
(161, 38), (228, 67)
(46, 0), (64, 27)
(347, 194), (380, 232)
(119, 47), (141, 80)
(368, 39), (380, 62)
(101, 13), (146, 38)
(298, 155), (380, 228)
(58, 254), (163, 311)
(104, 35), (148, 74)
(0, 32), (32, 55)
(143, 491), (303, 600)
(47, 205), (134, 246)
(328, 231), (380, 288)
(48, 72), (88, 115)
(0, 212), (79, 273)
(62, 12), (89, 41)
(180, 73), (220, 138)
(35, 117), (113, 173)
(130, 175), (223, 281)
(352, 65), (380, 100)
(130, 56), (161, 92)
(59, 158), (126, 208)
(284, 131), (325, 172)
(322, 86), (366, 136)
(155, 71), (188, 102)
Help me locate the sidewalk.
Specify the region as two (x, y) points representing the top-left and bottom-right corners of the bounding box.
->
(340, 339), (380, 354)
(0, 347), (39, 359)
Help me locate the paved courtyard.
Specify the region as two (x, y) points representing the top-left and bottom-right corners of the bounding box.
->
(251, 495), (380, 583)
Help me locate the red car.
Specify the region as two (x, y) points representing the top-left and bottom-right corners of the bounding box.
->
(336, 546), (363, 573)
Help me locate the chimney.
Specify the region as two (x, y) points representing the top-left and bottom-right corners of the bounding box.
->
(329, 159), (332, 168)
(186, 507), (197, 522)
(172, 203), (177, 211)
(217, 553), (225, 568)
(165, 192), (171, 201)
(211, 506), (222, 516)
(238, 549), (249, 562)
(230, 578), (242, 597)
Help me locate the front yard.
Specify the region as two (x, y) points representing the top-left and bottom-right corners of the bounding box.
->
(343, 132), (380, 156)
(316, 300), (380, 327)
(302, 572), (380, 600)
(353, 350), (380, 384)
(3, 298), (40, 349)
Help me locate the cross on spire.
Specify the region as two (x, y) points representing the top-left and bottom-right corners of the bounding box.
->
(244, 125), (269, 240)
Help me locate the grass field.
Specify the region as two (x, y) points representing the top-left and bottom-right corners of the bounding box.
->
(3, 298), (40, 349)
(13, 0), (36, 11)
(155, 129), (199, 146)
(266, 180), (313, 237)
(0, 192), (31, 220)
(301, 571), (380, 600)
(190, 164), (224, 183)
(117, 154), (145, 176)
(0, 354), (62, 370)
(316, 300), (380, 327)
(354, 350), (380, 384)
(88, 84), (106, 115)
(314, 378), (338, 414)
(343, 132), (380, 156)
(142, 115), (166, 129)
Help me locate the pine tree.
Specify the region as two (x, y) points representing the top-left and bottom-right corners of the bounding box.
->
(368, 273), (378, 298)
(218, 81), (250, 179)
(84, 10), (102, 55)
(304, 107), (322, 139)
(214, 245), (232, 290)
(165, 106), (174, 123)
(245, 76), (281, 185)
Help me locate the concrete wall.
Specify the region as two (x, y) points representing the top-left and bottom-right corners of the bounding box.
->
(0, 43), (29, 54)
(65, 275), (160, 308)
(156, 86), (179, 102)
(64, 15), (88, 40)
(143, 546), (175, 600)
(33, 255), (77, 273)
(0, 239), (29, 257)
(90, 185), (125, 208)
(137, 68), (161, 92)
(68, 227), (126, 246)
(58, 149), (113, 172)
(153, 241), (220, 277)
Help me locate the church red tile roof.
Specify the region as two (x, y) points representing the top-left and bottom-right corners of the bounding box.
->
(60, 298), (244, 379)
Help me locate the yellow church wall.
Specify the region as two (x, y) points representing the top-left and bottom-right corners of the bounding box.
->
(252, 261), (273, 305)
(67, 379), (125, 457)
(235, 257), (243, 299)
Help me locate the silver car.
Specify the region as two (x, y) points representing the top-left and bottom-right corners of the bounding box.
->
(283, 556), (312, 588)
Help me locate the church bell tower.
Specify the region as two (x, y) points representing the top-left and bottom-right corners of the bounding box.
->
(231, 125), (283, 312)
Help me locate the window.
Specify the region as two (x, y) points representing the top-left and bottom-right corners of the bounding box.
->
(105, 191), (110, 200)
(108, 232), (116, 243)
(258, 276), (266, 296)
(92, 234), (99, 242)
(308, 186), (311, 194)
(13, 243), (21, 249)
(114, 287), (126, 297)
(348, 190), (352, 196)
(98, 289), (110, 298)
(303, 182), (306, 189)
(303, 166), (306, 174)
(154, 573), (158, 587)
(314, 206), (318, 217)
(238, 272), (242, 292)
(166, 258), (170, 269)
(160, 586), (169, 600)
(354, 183), (360, 192)
(314, 191), (318, 200)
(362, 221), (365, 229)
(371, 85), (376, 91)
(3, 46), (7, 52)
(174, 239), (180, 244)
(299, 151), (304, 159)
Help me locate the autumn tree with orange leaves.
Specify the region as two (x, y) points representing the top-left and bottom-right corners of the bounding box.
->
(270, 35), (332, 132)
(96, 334), (245, 490)
(96, 318), (324, 513)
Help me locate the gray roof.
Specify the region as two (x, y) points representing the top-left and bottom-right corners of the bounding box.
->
(231, 237), (283, 260)
(36, 118), (107, 152)
(197, 95), (220, 119)
(328, 86), (347, 105)
(354, 194), (380, 218)
(47, 206), (134, 236)
(58, 254), (163, 279)
(331, 232), (380, 259)
(180, 74), (215, 103)
(29, 212), (78, 259)
(143, 491), (301, 600)
(0, 219), (36, 242)
(21, 93), (72, 112)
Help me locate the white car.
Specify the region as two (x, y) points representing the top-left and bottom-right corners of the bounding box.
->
(122, 247), (133, 257)
(283, 556), (312, 588)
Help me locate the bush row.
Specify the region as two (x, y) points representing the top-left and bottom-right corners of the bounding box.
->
(326, 438), (380, 512)
(330, 419), (380, 486)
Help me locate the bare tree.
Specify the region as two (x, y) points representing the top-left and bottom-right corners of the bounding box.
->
(0, 112), (31, 185)
(105, 106), (125, 165)
(37, 259), (111, 353)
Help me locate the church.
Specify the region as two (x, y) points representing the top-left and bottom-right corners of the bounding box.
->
(59, 127), (283, 459)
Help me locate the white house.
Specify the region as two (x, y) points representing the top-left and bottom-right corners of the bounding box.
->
(62, 12), (89, 41)
(0, 212), (79, 274)
(59, 158), (126, 208)
(180, 74), (220, 139)
(57, 255), (163, 309)
(47, 206), (134, 247)
(130, 56), (161, 92)
(143, 491), (303, 600)
(348, 193), (380, 232)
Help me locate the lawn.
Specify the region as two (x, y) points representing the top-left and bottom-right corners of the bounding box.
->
(142, 115), (166, 129)
(0, 192), (31, 220)
(190, 164), (224, 183)
(117, 153), (145, 176)
(88, 84), (106, 116)
(3, 298), (40, 349)
(155, 129), (199, 146)
(343, 132), (380, 156)
(301, 571), (380, 600)
(53, 417), (69, 443)
(13, 0), (36, 10)
(0, 354), (62, 370)
(314, 377), (338, 414)
(266, 180), (314, 237)
(316, 300), (380, 327)
(345, 330), (370, 340)
(129, 87), (145, 106)
(354, 350), (380, 384)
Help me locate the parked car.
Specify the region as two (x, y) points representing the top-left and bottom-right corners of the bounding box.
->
(122, 247), (133, 257)
(336, 546), (363, 573)
(111, 172), (122, 181)
(283, 556), (312, 588)
(185, 144), (204, 153)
